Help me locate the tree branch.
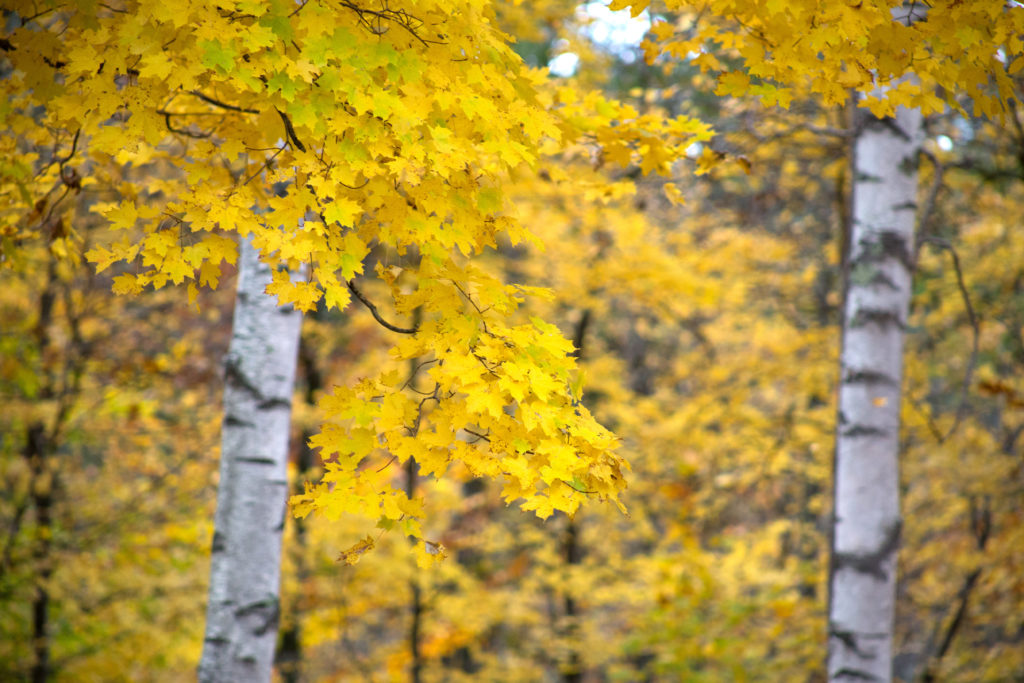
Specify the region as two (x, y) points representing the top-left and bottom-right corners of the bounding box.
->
(918, 236), (980, 442)
(346, 280), (418, 334)
(188, 90), (259, 114)
(275, 108), (306, 152)
(921, 498), (991, 682)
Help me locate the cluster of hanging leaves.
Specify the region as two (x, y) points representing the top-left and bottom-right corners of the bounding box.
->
(0, 0), (712, 558)
(614, 0), (1024, 117)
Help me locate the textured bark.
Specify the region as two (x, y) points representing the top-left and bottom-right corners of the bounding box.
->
(827, 85), (924, 682)
(199, 237), (303, 683)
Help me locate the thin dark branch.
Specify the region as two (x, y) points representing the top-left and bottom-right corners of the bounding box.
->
(401, 363), (439, 394)
(915, 149), (945, 264)
(921, 499), (991, 682)
(336, 0), (443, 47)
(276, 108), (307, 152)
(451, 281), (490, 334)
(188, 90), (259, 114)
(163, 113), (212, 139)
(375, 455), (397, 473)
(40, 186), (71, 228)
(242, 146), (285, 186)
(919, 236), (980, 442)
(463, 428), (491, 443)
(346, 280), (418, 334)
(155, 110), (231, 117)
(55, 129), (80, 167)
(408, 391), (438, 437)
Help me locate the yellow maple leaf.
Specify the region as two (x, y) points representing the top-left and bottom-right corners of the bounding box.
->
(337, 535), (375, 565)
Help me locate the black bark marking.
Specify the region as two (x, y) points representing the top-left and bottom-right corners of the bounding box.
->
(867, 271), (898, 290)
(830, 627), (880, 660)
(863, 115), (912, 142)
(842, 424), (888, 438)
(834, 521), (901, 581)
(851, 261), (899, 290)
(211, 531), (226, 553)
(225, 355), (266, 400)
(833, 667), (882, 681)
(849, 308), (904, 330)
(855, 171), (884, 183)
(224, 415), (255, 427)
(843, 369), (897, 386)
(234, 456), (277, 465)
(236, 597), (280, 636)
(258, 397), (292, 410)
(225, 357), (292, 411)
(853, 231), (913, 270)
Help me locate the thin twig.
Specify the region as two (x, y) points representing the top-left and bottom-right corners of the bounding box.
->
(915, 149), (945, 264)
(921, 498), (991, 682)
(163, 113), (212, 139)
(451, 280), (490, 334)
(188, 90), (259, 114)
(919, 236), (980, 442)
(336, 0), (444, 47)
(401, 364), (439, 394)
(463, 428), (491, 443)
(241, 146), (285, 186)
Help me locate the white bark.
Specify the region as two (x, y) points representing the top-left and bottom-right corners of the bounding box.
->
(199, 237), (303, 683)
(827, 88), (923, 682)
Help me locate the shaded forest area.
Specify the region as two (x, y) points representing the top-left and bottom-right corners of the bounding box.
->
(2, 1), (1023, 681)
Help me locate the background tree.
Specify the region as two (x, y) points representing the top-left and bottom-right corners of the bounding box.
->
(199, 235), (303, 682)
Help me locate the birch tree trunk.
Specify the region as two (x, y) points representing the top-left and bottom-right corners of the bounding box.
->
(827, 84), (924, 681)
(199, 237), (303, 683)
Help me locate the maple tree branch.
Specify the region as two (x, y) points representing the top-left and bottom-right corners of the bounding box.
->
(275, 107), (307, 152)
(34, 128), (82, 183)
(408, 390), (439, 437)
(289, 0), (311, 17)
(335, 0), (443, 47)
(163, 113), (213, 139)
(463, 428), (491, 443)
(346, 279), (419, 334)
(188, 90), (259, 114)
(451, 281), (490, 335)
(242, 146), (285, 186)
(374, 455), (397, 473)
(401, 363), (439, 394)
(55, 128), (80, 167)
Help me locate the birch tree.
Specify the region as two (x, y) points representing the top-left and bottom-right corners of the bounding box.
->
(199, 237), (303, 683)
(827, 6), (925, 679)
(827, 90), (924, 683)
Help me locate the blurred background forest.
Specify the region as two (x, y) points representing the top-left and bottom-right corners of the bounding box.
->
(2, 1), (1024, 681)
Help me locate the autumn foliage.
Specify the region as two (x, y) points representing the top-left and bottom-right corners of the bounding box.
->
(2, 0), (1024, 681)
